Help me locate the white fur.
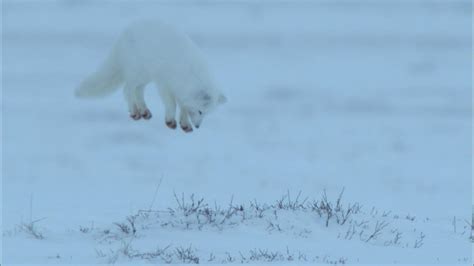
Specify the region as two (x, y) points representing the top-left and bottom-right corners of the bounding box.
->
(75, 20), (226, 131)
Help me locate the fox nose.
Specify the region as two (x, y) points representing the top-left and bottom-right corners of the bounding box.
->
(195, 124), (200, 129)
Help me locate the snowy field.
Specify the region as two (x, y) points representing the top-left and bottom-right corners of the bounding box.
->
(2, 0), (473, 264)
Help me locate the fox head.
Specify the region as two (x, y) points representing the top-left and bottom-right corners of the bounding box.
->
(183, 90), (227, 128)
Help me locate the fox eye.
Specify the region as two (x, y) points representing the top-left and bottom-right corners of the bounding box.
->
(198, 110), (203, 115)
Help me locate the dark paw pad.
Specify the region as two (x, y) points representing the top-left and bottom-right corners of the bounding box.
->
(130, 113), (141, 120)
(181, 124), (193, 133)
(142, 109), (152, 120)
(166, 120), (177, 129)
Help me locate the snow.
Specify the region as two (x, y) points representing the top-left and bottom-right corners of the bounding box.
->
(2, 0), (472, 264)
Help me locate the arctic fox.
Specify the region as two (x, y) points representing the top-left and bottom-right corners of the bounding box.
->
(75, 20), (226, 132)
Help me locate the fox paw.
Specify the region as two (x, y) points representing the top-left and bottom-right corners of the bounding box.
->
(130, 108), (152, 121)
(180, 123), (193, 133)
(141, 109), (152, 120)
(166, 120), (177, 129)
(130, 112), (141, 120)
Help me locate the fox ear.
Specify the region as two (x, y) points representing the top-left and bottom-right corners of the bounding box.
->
(197, 91), (212, 101)
(218, 94), (227, 104)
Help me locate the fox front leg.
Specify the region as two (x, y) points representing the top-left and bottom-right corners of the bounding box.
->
(158, 88), (177, 129)
(179, 108), (193, 133)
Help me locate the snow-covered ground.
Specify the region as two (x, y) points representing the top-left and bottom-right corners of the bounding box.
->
(2, 0), (472, 264)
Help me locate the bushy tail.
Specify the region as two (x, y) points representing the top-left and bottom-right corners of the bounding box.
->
(75, 50), (123, 98)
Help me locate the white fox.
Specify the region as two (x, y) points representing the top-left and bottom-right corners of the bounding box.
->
(75, 20), (226, 132)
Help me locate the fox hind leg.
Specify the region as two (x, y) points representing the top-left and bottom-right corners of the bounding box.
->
(124, 83), (151, 120)
(134, 85), (152, 120)
(124, 84), (141, 120)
